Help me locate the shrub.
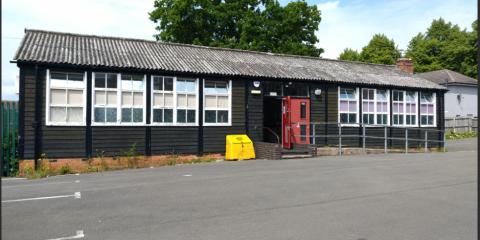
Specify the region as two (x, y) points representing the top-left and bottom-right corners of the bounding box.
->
(58, 165), (72, 175)
(445, 131), (477, 140)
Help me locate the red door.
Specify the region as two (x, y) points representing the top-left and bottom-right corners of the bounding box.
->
(282, 97), (310, 149)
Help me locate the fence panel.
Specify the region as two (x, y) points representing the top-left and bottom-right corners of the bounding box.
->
(1, 101), (19, 177)
(445, 117), (478, 133)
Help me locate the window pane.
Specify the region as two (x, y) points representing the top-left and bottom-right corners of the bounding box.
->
(164, 93), (174, 107)
(107, 91), (117, 105)
(339, 101), (348, 112)
(176, 80), (186, 92)
(95, 91), (106, 105)
(121, 79), (132, 90)
(187, 110), (195, 123)
(153, 109), (163, 122)
(421, 93), (433, 103)
(428, 116), (434, 125)
(133, 108), (143, 122)
(215, 110), (226, 123)
(348, 114), (356, 123)
(122, 92), (133, 105)
(204, 81), (216, 94)
(68, 73), (84, 81)
(300, 103), (306, 119)
(164, 77), (173, 91)
(205, 110), (216, 123)
(51, 79), (68, 88)
(177, 109), (186, 123)
(340, 113), (348, 123)
(95, 73), (106, 88)
(420, 104), (427, 114)
(133, 92), (143, 106)
(217, 96), (228, 108)
(421, 116), (427, 125)
(67, 107), (83, 123)
(377, 90), (387, 100)
(50, 107), (66, 122)
(349, 101), (357, 112)
(132, 79), (143, 90)
(106, 74), (117, 88)
(177, 95), (187, 107)
(216, 82), (228, 94)
(51, 89), (66, 105)
(187, 95), (196, 108)
(153, 77), (163, 91)
(205, 96), (216, 108)
(164, 109), (173, 123)
(122, 108), (132, 122)
(68, 90), (83, 105)
(94, 108), (105, 122)
(406, 115), (411, 125)
(51, 72), (67, 80)
(393, 115), (398, 125)
(300, 125), (306, 141)
(406, 91), (416, 101)
(106, 108), (117, 122)
(131, 75), (143, 81)
(153, 93), (163, 107)
(185, 80), (196, 92)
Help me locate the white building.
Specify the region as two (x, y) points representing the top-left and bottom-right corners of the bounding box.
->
(418, 69), (477, 118)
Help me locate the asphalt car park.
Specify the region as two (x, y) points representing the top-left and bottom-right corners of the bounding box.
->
(2, 139), (477, 240)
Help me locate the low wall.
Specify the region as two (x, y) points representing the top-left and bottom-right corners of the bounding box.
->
(254, 142), (282, 160)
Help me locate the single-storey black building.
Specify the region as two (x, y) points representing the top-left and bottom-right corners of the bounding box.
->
(12, 29), (446, 161)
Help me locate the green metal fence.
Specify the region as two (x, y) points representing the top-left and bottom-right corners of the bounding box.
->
(1, 101), (19, 177)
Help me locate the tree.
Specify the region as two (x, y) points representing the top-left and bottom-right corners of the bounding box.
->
(149, 0), (324, 57)
(338, 48), (360, 61)
(359, 34), (401, 65)
(405, 18), (477, 77)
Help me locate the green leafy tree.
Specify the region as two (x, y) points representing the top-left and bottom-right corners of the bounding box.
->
(359, 34), (401, 64)
(405, 18), (477, 77)
(338, 48), (360, 61)
(149, 0), (323, 57)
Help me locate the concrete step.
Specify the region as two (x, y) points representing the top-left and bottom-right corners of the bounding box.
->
(281, 154), (313, 159)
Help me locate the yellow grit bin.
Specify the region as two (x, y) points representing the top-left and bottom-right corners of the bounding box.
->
(225, 135), (255, 160)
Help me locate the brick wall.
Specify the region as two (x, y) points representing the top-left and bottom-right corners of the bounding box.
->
(254, 142), (282, 160)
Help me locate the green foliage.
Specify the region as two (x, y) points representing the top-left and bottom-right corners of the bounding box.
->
(405, 18), (477, 77)
(123, 143), (138, 168)
(58, 165), (72, 175)
(445, 131), (477, 140)
(338, 48), (360, 61)
(359, 34), (401, 64)
(167, 154), (177, 166)
(149, 0), (323, 57)
(25, 153), (53, 179)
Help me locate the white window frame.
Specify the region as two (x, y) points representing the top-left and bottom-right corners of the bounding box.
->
(338, 86), (359, 126)
(361, 88), (390, 126)
(91, 73), (146, 126)
(150, 76), (199, 126)
(45, 69), (87, 126)
(203, 80), (232, 126)
(420, 92), (436, 127)
(392, 90), (405, 126)
(405, 91), (418, 127)
(375, 89), (390, 126)
(361, 88), (376, 125)
(151, 75), (175, 125)
(92, 72), (120, 125)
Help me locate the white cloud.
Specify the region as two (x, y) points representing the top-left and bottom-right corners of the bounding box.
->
(315, 0), (476, 59)
(1, 0), (157, 100)
(318, 0), (339, 12)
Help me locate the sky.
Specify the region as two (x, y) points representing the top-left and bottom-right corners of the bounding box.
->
(1, 0), (476, 100)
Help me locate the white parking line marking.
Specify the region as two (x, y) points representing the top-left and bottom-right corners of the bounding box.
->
(2, 192), (81, 203)
(75, 180), (80, 183)
(2, 181), (78, 189)
(183, 174), (192, 177)
(46, 230), (84, 240)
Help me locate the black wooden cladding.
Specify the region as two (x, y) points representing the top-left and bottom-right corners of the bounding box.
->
(19, 63), (446, 160)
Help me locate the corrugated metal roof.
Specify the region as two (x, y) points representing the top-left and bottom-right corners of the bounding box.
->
(417, 69), (477, 86)
(13, 29), (445, 90)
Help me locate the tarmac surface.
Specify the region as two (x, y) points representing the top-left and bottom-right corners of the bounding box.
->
(2, 139), (477, 240)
